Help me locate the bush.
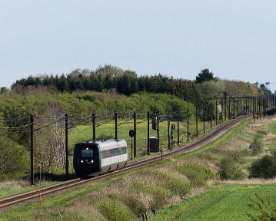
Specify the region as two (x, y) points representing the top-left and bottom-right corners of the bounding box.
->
(130, 180), (170, 209)
(99, 198), (136, 221)
(0, 136), (28, 177)
(153, 171), (191, 196)
(177, 163), (215, 187)
(124, 195), (147, 215)
(219, 157), (244, 180)
(249, 132), (264, 155)
(249, 155), (276, 178)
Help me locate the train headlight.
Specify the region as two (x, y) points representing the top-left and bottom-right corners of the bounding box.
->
(81, 160), (84, 163)
(91, 160), (94, 163)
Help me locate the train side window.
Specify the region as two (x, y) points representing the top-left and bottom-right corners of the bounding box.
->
(111, 148), (119, 156)
(120, 147), (127, 154)
(101, 150), (111, 159)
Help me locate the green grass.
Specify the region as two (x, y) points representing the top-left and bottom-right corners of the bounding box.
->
(0, 180), (60, 199)
(0, 118), (246, 220)
(268, 121), (276, 135)
(267, 121), (276, 152)
(0, 117), (264, 221)
(149, 183), (276, 221)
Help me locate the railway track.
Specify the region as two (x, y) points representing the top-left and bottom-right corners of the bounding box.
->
(0, 115), (247, 210)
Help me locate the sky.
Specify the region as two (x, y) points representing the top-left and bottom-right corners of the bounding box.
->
(0, 0), (276, 92)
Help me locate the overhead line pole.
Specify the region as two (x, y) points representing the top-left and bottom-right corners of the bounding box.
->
(65, 114), (69, 177)
(30, 115), (34, 185)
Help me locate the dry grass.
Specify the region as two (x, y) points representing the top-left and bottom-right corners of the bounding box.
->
(222, 178), (276, 184)
(0, 180), (27, 188)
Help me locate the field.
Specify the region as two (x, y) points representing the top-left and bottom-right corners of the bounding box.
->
(149, 182), (276, 221)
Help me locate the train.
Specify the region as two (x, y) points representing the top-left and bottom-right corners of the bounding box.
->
(73, 139), (128, 178)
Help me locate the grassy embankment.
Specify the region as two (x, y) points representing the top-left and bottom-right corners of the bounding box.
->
(149, 117), (276, 221)
(0, 117), (254, 220)
(0, 115), (211, 200)
(0, 118), (211, 197)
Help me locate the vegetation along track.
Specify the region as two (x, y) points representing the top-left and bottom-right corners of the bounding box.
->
(0, 115), (247, 210)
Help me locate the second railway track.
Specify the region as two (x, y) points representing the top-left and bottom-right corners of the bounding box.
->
(0, 115), (247, 210)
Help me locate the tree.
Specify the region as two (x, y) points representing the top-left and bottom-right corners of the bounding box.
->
(0, 136), (28, 175)
(196, 69), (215, 83)
(259, 82), (272, 96)
(0, 87), (8, 93)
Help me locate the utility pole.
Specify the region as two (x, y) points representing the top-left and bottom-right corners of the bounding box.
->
(92, 113), (96, 142)
(177, 115), (180, 145)
(147, 111), (150, 154)
(187, 108), (190, 143)
(196, 106), (199, 137)
(228, 98), (231, 119)
(65, 114), (69, 177)
(215, 99), (218, 125)
(115, 113), (118, 140)
(168, 115), (171, 149)
(30, 115), (34, 185)
(133, 112), (137, 158)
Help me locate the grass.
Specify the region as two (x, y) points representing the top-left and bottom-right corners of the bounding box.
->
(0, 180), (60, 199)
(2, 116), (274, 221)
(0, 118), (245, 220)
(149, 183), (276, 221)
(268, 120), (276, 135)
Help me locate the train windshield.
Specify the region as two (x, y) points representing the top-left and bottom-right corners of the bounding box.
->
(81, 148), (93, 158)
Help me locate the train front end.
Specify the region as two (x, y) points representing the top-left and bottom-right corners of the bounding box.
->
(73, 142), (100, 178)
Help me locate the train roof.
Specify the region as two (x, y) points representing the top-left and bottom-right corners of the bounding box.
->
(76, 139), (127, 151)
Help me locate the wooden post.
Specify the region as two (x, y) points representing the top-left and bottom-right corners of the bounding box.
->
(92, 113), (96, 142)
(30, 115), (34, 185)
(167, 115), (171, 149)
(221, 98), (224, 123)
(157, 114), (160, 151)
(65, 114), (69, 177)
(115, 113), (118, 140)
(177, 115), (180, 146)
(203, 110), (206, 134)
(133, 112), (137, 158)
(215, 99), (218, 125)
(196, 106), (199, 137)
(147, 111), (150, 154)
(224, 96), (227, 122)
(228, 98), (231, 119)
(187, 108), (190, 143)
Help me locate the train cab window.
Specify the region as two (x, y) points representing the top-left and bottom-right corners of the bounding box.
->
(81, 149), (93, 158)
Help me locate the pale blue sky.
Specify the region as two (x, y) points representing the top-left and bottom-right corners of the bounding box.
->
(1, 0), (276, 91)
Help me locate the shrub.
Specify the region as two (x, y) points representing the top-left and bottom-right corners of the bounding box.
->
(219, 157), (244, 180)
(249, 132), (264, 155)
(153, 171), (191, 196)
(249, 155), (276, 178)
(124, 195), (147, 215)
(176, 163), (215, 187)
(130, 180), (170, 209)
(0, 136), (28, 177)
(99, 198), (136, 221)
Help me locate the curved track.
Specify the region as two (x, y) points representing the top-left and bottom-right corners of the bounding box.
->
(0, 116), (247, 209)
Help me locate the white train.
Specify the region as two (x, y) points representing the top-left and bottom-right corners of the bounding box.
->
(73, 139), (128, 178)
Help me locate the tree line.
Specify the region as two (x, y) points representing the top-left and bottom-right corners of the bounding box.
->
(11, 65), (272, 106)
